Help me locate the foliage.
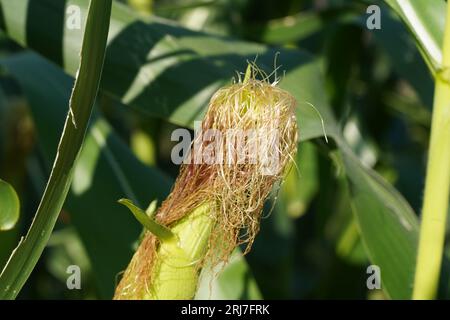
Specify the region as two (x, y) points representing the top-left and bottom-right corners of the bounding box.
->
(0, 0), (448, 299)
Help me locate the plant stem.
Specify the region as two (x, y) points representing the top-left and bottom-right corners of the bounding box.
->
(0, 0), (112, 299)
(413, 2), (450, 300)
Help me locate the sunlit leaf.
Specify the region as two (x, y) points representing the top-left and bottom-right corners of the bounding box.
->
(384, 0), (446, 74)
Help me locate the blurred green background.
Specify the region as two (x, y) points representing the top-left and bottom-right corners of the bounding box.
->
(0, 0), (448, 299)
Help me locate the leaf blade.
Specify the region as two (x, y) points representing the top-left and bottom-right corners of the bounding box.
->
(338, 143), (419, 299)
(0, 0), (112, 299)
(384, 0), (446, 74)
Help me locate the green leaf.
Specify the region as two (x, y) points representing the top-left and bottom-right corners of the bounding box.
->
(336, 143), (419, 299)
(384, 0), (446, 74)
(0, 179), (19, 231)
(118, 198), (175, 242)
(0, 0), (112, 299)
(0, 52), (170, 297)
(0, 0), (335, 142)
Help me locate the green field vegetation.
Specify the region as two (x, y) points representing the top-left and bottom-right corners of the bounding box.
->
(0, 0), (449, 300)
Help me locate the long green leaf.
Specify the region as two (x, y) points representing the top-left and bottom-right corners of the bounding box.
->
(384, 0), (446, 74)
(0, 0), (112, 299)
(336, 142), (419, 299)
(0, 51), (171, 298)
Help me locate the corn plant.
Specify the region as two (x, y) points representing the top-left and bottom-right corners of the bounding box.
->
(0, 0), (449, 300)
